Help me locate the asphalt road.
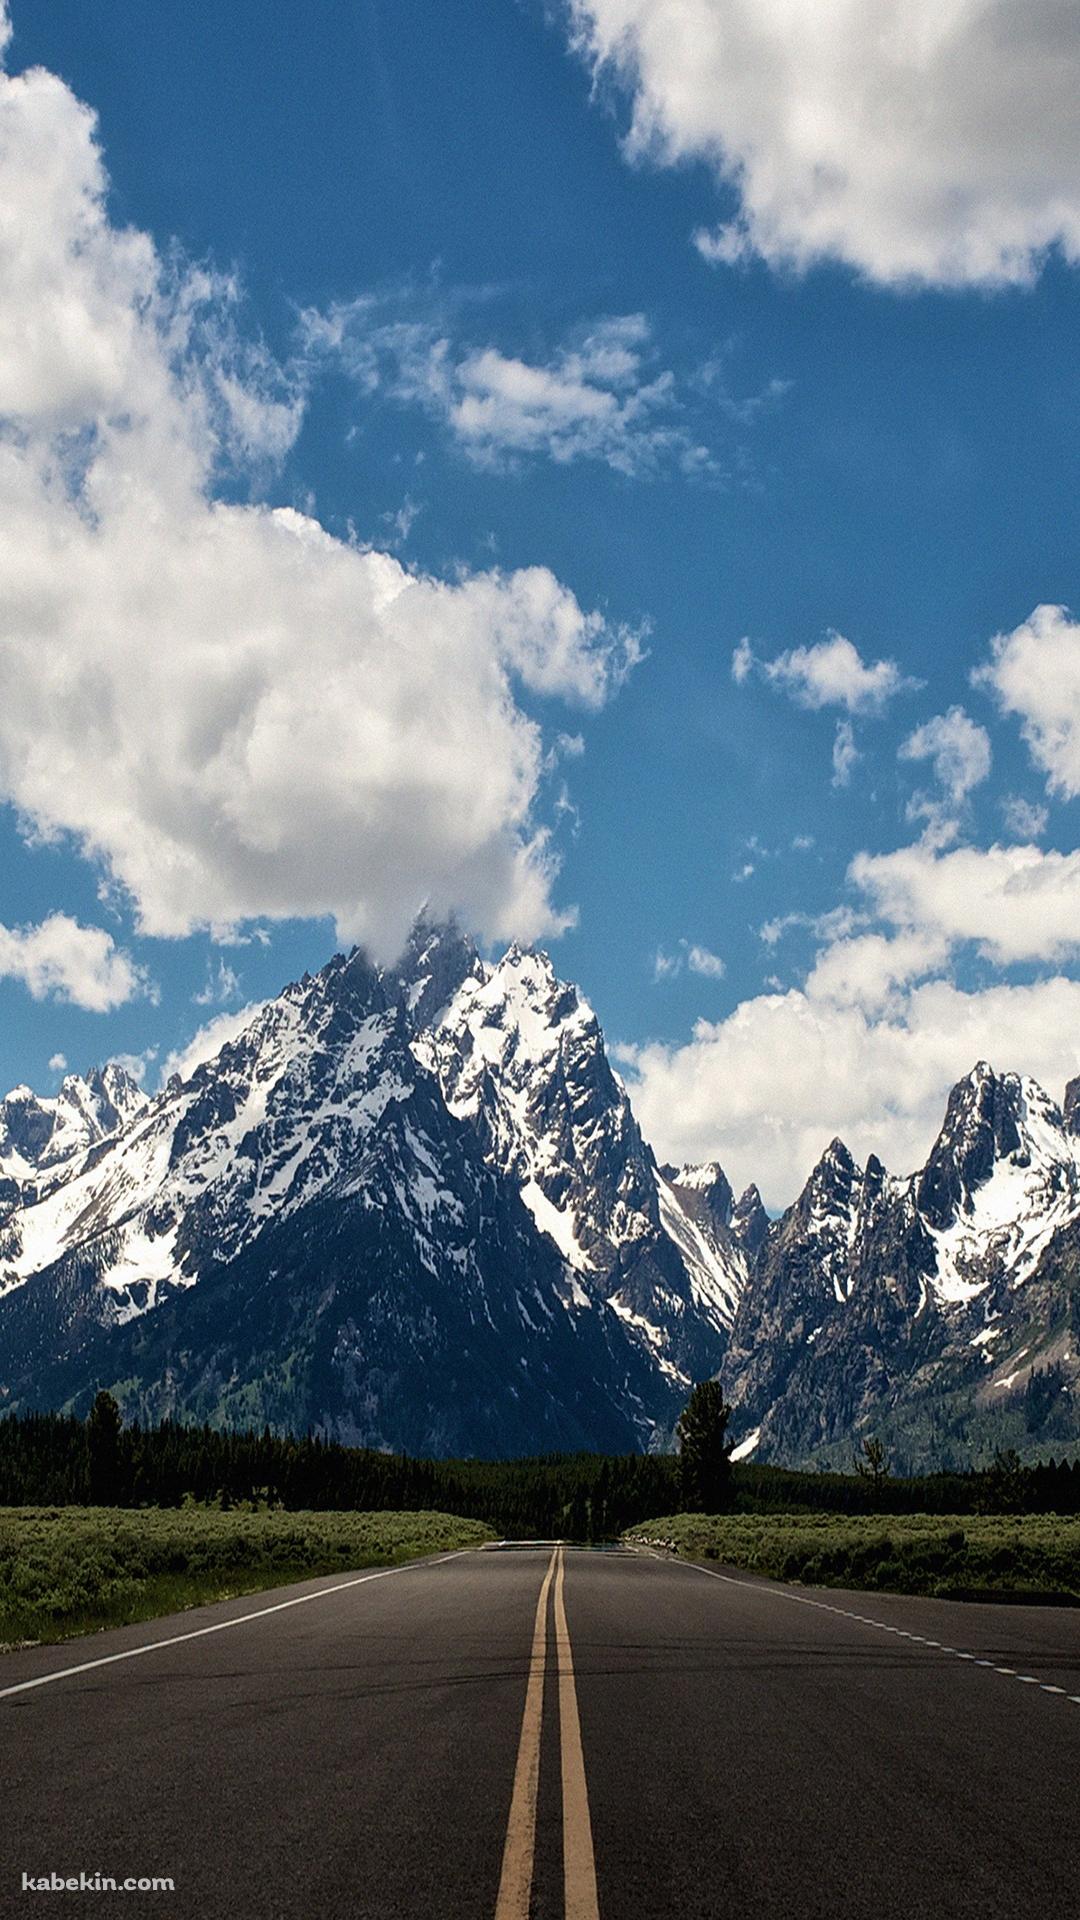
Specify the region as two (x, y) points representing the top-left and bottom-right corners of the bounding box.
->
(1, 1544), (1078, 1919)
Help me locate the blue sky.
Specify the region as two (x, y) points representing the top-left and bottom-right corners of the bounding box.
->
(3, 0), (1080, 1202)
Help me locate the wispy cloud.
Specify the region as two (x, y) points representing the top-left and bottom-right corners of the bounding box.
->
(303, 303), (727, 479)
(900, 706), (991, 807)
(193, 958), (242, 1007)
(654, 937), (725, 981)
(1001, 794), (1048, 841)
(831, 720), (859, 789)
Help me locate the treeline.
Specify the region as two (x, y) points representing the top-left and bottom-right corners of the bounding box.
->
(1, 1402), (1078, 1537)
(0, 1403), (679, 1539)
(733, 1454), (1080, 1517)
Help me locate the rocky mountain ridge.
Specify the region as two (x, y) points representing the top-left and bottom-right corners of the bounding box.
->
(1, 926), (1078, 1468)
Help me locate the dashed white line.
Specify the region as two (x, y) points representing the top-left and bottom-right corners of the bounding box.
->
(670, 1558), (1080, 1713)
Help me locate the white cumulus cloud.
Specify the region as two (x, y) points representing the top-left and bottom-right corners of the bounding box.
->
(620, 974), (1080, 1208)
(742, 632), (912, 714)
(0, 43), (635, 961)
(0, 914), (148, 1012)
(567, 0), (1080, 287)
(975, 604), (1080, 799)
(851, 841), (1080, 968)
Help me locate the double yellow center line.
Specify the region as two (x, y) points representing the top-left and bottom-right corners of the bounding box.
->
(495, 1547), (600, 1920)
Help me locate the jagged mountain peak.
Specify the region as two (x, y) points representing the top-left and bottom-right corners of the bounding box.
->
(663, 1160), (734, 1216)
(800, 1136), (859, 1217)
(0, 915), (758, 1450)
(916, 1062), (1068, 1233)
(822, 1134), (856, 1166)
(483, 940), (584, 1032)
(732, 1183), (769, 1254)
(391, 917), (483, 1028)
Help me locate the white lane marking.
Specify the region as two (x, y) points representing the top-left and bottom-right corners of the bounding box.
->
(674, 1559), (1080, 1712)
(0, 1551), (471, 1703)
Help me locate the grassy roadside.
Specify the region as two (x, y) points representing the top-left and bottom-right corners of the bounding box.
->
(625, 1511), (1080, 1602)
(0, 1507), (494, 1648)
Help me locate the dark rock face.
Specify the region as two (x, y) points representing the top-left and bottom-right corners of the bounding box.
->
(0, 1092), (55, 1167)
(732, 1184), (769, 1257)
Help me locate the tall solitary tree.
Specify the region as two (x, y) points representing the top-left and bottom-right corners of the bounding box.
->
(676, 1380), (733, 1513)
(854, 1435), (889, 1490)
(87, 1390), (123, 1506)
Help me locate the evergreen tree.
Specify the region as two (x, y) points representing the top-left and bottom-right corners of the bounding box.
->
(676, 1381), (733, 1513)
(87, 1391), (123, 1506)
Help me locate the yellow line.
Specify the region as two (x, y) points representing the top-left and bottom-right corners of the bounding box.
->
(554, 1548), (601, 1920)
(494, 1547), (558, 1920)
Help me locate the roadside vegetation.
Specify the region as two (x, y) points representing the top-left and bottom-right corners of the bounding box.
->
(3, 1392), (1080, 1632)
(625, 1511), (1080, 1602)
(0, 1507), (493, 1648)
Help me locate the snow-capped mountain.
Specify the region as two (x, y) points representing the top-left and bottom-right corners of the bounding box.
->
(0, 1065), (147, 1204)
(0, 925), (754, 1453)
(407, 924), (751, 1386)
(723, 1063), (1080, 1470)
(3, 924), (1079, 1470)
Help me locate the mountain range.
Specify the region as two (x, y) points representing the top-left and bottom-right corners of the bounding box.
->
(0, 922), (1077, 1468)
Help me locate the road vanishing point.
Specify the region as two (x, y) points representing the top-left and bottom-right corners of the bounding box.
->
(1, 1542), (1078, 1918)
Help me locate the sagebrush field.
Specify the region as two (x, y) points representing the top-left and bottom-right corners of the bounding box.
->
(627, 1511), (1080, 1600)
(0, 1507), (494, 1646)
